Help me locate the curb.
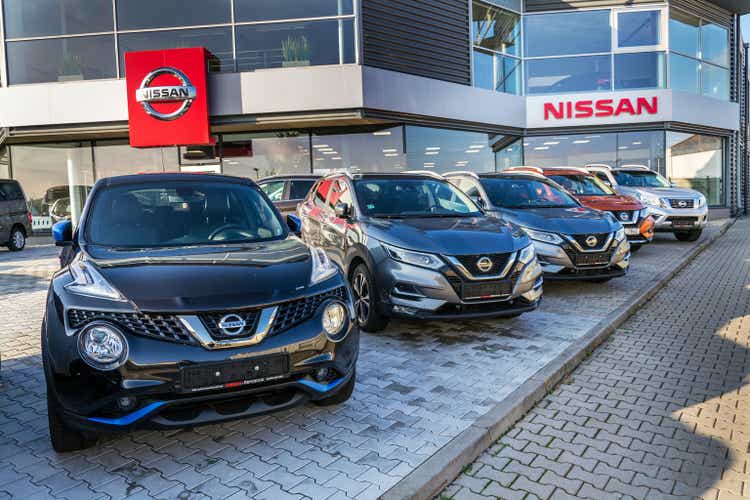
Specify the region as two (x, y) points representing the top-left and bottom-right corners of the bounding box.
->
(381, 218), (737, 500)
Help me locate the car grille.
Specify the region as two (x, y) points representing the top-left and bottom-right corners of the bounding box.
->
(452, 253), (513, 277)
(610, 210), (636, 224)
(569, 233), (611, 251)
(198, 310), (261, 340)
(270, 287), (348, 337)
(669, 198), (695, 209)
(67, 309), (197, 345)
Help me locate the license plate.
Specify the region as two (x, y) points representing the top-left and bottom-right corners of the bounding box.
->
(625, 227), (641, 235)
(181, 355), (289, 392)
(462, 281), (512, 300)
(672, 220), (696, 228)
(573, 253), (610, 267)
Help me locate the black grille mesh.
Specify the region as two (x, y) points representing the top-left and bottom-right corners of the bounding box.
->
(67, 309), (197, 345)
(570, 233), (611, 251)
(270, 287), (347, 336)
(453, 253), (512, 277)
(668, 198), (695, 208)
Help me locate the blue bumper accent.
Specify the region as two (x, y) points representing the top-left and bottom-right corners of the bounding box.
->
(87, 401), (166, 426)
(298, 376), (347, 393)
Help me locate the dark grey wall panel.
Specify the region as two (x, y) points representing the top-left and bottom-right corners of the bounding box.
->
(362, 0), (471, 85)
(671, 0), (733, 26)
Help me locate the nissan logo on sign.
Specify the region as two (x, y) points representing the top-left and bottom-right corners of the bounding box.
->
(135, 67), (197, 121)
(585, 235), (599, 248)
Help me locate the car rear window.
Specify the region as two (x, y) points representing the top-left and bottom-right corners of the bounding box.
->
(0, 181), (24, 201)
(481, 177), (579, 209)
(86, 181), (286, 248)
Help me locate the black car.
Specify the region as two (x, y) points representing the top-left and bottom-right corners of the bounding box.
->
(45, 173), (358, 452)
(0, 179), (32, 251)
(298, 173), (543, 332)
(258, 175), (320, 216)
(445, 171), (629, 282)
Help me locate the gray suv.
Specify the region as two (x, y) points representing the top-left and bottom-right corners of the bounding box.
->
(298, 173), (543, 331)
(586, 165), (708, 241)
(0, 179), (32, 251)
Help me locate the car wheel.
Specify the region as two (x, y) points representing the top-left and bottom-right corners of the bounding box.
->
(350, 264), (389, 332)
(7, 227), (25, 252)
(674, 229), (702, 242)
(43, 352), (97, 452)
(313, 370), (356, 406)
(630, 243), (642, 253)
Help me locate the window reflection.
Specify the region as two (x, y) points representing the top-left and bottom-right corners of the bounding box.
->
(3, 0), (113, 38)
(93, 141), (178, 179)
(221, 132), (311, 180)
(473, 50), (495, 90)
(669, 9), (700, 58)
(234, 0), (353, 22)
(701, 22), (729, 67)
(473, 2), (521, 57)
(116, 0), (231, 30)
(614, 52), (665, 90)
(701, 63), (729, 100)
(119, 28), (233, 73)
(667, 132), (723, 205)
(525, 55), (611, 95)
(670, 53), (700, 94)
(405, 127), (494, 173)
(524, 10), (611, 57)
(617, 10), (660, 47)
(312, 127), (404, 175)
(495, 139), (523, 170)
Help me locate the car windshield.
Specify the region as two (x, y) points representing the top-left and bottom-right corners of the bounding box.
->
(87, 181), (286, 248)
(354, 178), (481, 218)
(548, 174), (614, 196)
(613, 170), (670, 188)
(481, 177), (579, 209)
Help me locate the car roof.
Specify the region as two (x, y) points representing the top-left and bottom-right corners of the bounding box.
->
(541, 167), (592, 176)
(257, 174), (321, 182)
(349, 173), (448, 181)
(476, 172), (557, 183)
(94, 172), (259, 187)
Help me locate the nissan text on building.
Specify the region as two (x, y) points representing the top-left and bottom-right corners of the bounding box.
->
(0, 0), (748, 232)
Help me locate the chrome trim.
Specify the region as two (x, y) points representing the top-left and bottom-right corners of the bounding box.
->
(179, 306), (279, 350)
(444, 252), (517, 281)
(564, 233), (614, 253)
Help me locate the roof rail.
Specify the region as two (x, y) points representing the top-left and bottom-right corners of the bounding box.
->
(322, 170), (354, 179)
(618, 164), (651, 170)
(505, 166), (545, 175)
(442, 171), (480, 179)
(402, 170), (445, 179)
(542, 166), (591, 175)
(584, 163), (613, 170)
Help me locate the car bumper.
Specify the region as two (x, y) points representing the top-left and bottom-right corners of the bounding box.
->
(372, 255), (543, 319)
(533, 239), (630, 280)
(647, 206), (708, 232)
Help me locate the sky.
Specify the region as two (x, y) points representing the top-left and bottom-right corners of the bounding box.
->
(743, 15), (750, 41)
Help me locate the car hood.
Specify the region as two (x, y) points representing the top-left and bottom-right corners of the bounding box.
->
(619, 186), (703, 199)
(576, 194), (643, 211)
(362, 216), (528, 255)
(490, 207), (619, 235)
(82, 238), (314, 312)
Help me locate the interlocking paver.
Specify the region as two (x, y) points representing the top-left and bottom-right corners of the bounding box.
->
(444, 218), (750, 499)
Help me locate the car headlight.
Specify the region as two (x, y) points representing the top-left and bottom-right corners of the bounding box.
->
(521, 227), (564, 245)
(310, 247), (338, 285)
(615, 227), (625, 242)
(77, 322), (128, 371)
(65, 255), (126, 302)
(382, 243), (442, 269)
(640, 207), (651, 218)
(636, 192), (663, 207)
(518, 243), (536, 264)
(696, 196), (706, 208)
(322, 301), (348, 340)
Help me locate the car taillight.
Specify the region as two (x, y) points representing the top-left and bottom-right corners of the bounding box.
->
(27, 211), (32, 225)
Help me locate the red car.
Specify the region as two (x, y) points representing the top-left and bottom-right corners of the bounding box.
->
(508, 167), (655, 250)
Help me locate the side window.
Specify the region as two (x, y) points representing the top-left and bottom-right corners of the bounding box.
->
(289, 180), (315, 200)
(328, 180), (353, 209)
(259, 181), (285, 202)
(0, 181), (23, 200)
(313, 179), (333, 210)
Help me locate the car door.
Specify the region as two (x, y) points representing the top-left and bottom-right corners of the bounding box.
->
(322, 178), (354, 267)
(0, 182), (11, 242)
(299, 178), (333, 247)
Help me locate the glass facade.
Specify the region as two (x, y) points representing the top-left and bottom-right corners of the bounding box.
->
(472, 1), (522, 95)
(2, 0), (357, 84)
(406, 127), (495, 173)
(313, 127), (405, 175)
(666, 132), (724, 205)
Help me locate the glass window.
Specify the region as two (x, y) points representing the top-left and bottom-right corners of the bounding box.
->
(7, 36), (116, 85)
(329, 180), (353, 209)
(3, 0), (113, 38)
(667, 132), (723, 205)
(116, 0), (231, 30)
(473, 50), (521, 95)
(236, 19), (354, 71)
(235, 0), (353, 22)
(480, 177), (578, 209)
(313, 179), (333, 209)
(93, 141), (178, 179)
(499, 56), (522, 94)
(524, 11), (610, 57)
(547, 174), (613, 195)
(10, 142), (94, 232)
(701, 22), (729, 67)
(472, 2), (521, 57)
(525, 55), (611, 95)
(614, 52), (665, 90)
(406, 126), (494, 173)
(669, 53), (700, 94)
(289, 180), (316, 200)
(119, 28), (233, 74)
(617, 10), (660, 48)
(612, 169), (670, 187)
(353, 178), (480, 217)
(524, 134), (618, 167)
(701, 63), (729, 101)
(616, 131), (665, 173)
(87, 181), (286, 247)
(259, 180), (286, 201)
(473, 50), (495, 90)
(221, 132), (311, 180)
(496, 139), (523, 170)
(669, 9), (699, 57)
(312, 127), (404, 175)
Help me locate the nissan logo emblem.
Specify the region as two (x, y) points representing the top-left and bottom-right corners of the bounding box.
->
(476, 256), (493, 273)
(619, 212), (629, 221)
(218, 314), (246, 336)
(585, 235), (599, 248)
(678, 200), (688, 208)
(135, 67), (197, 121)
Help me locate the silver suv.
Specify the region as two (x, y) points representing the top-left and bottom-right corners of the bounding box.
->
(586, 164), (707, 242)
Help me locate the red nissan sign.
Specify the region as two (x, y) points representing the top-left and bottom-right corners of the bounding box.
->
(125, 47), (212, 147)
(543, 96), (658, 121)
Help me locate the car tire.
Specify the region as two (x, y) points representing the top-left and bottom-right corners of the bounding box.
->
(350, 264), (389, 332)
(7, 227), (26, 252)
(674, 229), (702, 242)
(313, 370), (356, 406)
(629, 243), (642, 253)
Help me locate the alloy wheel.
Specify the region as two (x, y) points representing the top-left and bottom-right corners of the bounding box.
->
(352, 272), (370, 325)
(13, 231), (24, 249)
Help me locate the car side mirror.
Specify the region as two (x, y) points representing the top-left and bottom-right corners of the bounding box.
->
(286, 214), (302, 236)
(52, 220), (73, 247)
(334, 202), (351, 219)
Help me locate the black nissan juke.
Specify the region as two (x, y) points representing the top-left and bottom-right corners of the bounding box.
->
(44, 173), (358, 452)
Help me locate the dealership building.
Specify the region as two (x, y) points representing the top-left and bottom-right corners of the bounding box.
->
(0, 0), (748, 233)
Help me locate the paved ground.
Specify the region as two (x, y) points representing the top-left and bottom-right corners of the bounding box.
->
(0, 223), (730, 499)
(443, 217), (750, 500)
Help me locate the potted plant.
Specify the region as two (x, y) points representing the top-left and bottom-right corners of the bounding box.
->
(281, 35), (312, 67)
(58, 55), (84, 82)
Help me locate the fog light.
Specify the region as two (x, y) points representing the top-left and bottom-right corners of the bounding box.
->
(117, 396), (137, 411)
(314, 367), (335, 382)
(78, 322), (128, 371)
(393, 305), (418, 316)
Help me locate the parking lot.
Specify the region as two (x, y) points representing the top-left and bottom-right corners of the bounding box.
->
(0, 224), (730, 500)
